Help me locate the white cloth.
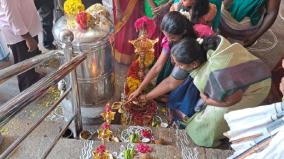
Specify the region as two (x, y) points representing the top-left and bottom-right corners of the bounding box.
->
(225, 103), (284, 159)
(244, 125), (284, 159)
(0, 31), (9, 59)
(0, 0), (42, 45)
(224, 102), (284, 139)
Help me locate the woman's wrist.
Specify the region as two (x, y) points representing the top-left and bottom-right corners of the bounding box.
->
(167, 0), (174, 6)
(137, 86), (144, 92)
(140, 94), (148, 103)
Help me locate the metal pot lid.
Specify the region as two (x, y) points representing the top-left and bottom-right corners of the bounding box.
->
(53, 15), (113, 47)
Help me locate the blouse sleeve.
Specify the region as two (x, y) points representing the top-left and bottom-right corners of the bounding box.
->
(161, 36), (170, 54)
(171, 66), (189, 80)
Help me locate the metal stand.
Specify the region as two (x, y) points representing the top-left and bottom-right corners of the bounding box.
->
(60, 29), (83, 138)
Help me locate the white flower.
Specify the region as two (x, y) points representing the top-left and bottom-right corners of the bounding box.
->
(179, 10), (192, 21)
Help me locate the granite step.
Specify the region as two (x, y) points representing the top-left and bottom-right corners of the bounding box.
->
(0, 120), (233, 159)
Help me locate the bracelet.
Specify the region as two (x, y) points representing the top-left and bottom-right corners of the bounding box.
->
(140, 95), (148, 103)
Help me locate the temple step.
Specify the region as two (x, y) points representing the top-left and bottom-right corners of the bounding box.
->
(0, 119), (233, 159)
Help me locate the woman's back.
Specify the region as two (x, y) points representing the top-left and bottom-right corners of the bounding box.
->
(186, 36), (271, 147)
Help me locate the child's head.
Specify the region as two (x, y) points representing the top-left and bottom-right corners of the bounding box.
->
(171, 37), (204, 71)
(171, 36), (219, 71)
(191, 0), (210, 23)
(161, 11), (196, 43)
(182, 0), (195, 7)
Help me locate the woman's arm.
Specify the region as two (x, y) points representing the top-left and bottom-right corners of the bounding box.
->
(138, 53), (169, 91)
(152, 0), (173, 15)
(202, 3), (217, 25)
(200, 90), (244, 107)
(128, 52), (169, 100)
(113, 0), (121, 20)
(148, 0), (157, 9)
(243, 0), (280, 47)
(141, 75), (184, 101)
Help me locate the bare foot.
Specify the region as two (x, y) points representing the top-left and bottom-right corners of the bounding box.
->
(174, 109), (187, 121)
(167, 108), (174, 125)
(170, 122), (179, 129)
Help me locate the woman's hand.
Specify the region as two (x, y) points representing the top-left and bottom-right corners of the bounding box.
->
(200, 90), (243, 107)
(108, 33), (115, 43)
(128, 89), (142, 101)
(152, 6), (162, 15)
(152, 3), (170, 15)
(243, 36), (257, 47)
(139, 94), (148, 104)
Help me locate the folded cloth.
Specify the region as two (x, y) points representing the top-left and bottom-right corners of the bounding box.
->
(224, 102), (284, 139)
(224, 102), (284, 157)
(229, 125), (284, 159)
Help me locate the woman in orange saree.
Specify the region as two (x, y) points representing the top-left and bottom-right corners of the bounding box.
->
(113, 0), (143, 65)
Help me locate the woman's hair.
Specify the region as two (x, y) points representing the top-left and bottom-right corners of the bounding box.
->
(161, 11), (197, 39)
(171, 35), (220, 64)
(191, 0), (210, 24)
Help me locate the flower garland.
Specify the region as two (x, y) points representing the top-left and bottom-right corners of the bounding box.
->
(122, 16), (158, 126)
(138, 51), (155, 67)
(76, 11), (96, 30)
(95, 144), (106, 154)
(126, 76), (141, 95)
(122, 144), (152, 159)
(64, 0), (85, 17)
(136, 143), (152, 154)
(124, 100), (157, 126)
(127, 60), (139, 79)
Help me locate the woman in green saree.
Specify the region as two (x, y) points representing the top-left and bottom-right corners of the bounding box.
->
(144, 0), (173, 59)
(145, 0), (173, 18)
(138, 35), (271, 147)
(219, 0), (280, 47)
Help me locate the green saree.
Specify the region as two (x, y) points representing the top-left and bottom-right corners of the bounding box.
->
(144, 0), (169, 18)
(229, 0), (266, 26)
(186, 36), (271, 147)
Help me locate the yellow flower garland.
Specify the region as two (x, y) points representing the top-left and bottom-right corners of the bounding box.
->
(127, 77), (141, 95)
(64, 0), (85, 17)
(138, 51), (155, 67)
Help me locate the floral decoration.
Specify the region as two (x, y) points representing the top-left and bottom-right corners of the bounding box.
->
(95, 144), (106, 154)
(64, 0), (85, 17)
(76, 11), (95, 30)
(136, 143), (152, 154)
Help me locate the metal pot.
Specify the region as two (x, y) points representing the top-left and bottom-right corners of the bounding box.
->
(53, 16), (114, 124)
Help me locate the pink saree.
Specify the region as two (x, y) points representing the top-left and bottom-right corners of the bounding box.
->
(113, 0), (143, 65)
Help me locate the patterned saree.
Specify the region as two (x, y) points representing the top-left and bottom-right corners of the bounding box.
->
(186, 36), (271, 147)
(113, 0), (142, 64)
